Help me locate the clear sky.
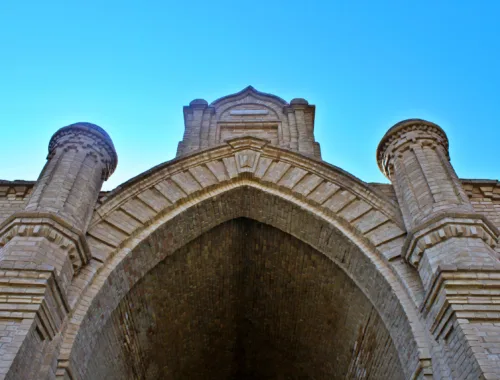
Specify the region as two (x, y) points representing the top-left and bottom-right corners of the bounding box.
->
(1, 1), (499, 190)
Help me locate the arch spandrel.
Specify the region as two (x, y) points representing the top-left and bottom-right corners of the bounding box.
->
(55, 137), (434, 379)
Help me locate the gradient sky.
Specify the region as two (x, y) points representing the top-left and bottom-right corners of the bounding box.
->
(1, 1), (499, 191)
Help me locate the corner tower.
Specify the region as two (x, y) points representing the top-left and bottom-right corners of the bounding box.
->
(378, 119), (500, 379)
(0, 122), (117, 380)
(177, 86), (321, 158)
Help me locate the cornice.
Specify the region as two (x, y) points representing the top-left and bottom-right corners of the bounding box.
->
(0, 268), (69, 340)
(0, 212), (92, 273)
(48, 122), (118, 180)
(209, 85), (289, 107)
(377, 119), (449, 178)
(403, 212), (499, 267)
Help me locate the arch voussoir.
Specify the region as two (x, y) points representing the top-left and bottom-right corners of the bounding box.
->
(57, 138), (433, 379)
(87, 137), (406, 262)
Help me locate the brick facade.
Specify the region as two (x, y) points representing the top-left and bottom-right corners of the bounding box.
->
(0, 87), (498, 379)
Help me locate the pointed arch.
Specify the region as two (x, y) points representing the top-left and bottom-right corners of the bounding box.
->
(56, 137), (433, 379)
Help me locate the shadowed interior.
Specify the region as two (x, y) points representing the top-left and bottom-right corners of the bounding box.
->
(83, 218), (404, 379)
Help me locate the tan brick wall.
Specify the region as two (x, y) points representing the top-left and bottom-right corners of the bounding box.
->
(2, 180), (498, 235)
(2, 90), (500, 379)
(0, 181), (34, 225)
(177, 86), (321, 159)
(81, 218), (404, 380)
(463, 180), (500, 231)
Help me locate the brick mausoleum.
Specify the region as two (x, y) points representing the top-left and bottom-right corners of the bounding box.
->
(0, 87), (499, 379)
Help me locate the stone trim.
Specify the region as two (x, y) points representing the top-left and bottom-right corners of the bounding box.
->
(377, 119), (449, 179)
(209, 85), (288, 107)
(0, 212), (92, 273)
(91, 137), (404, 232)
(404, 213), (499, 267)
(0, 181), (34, 198)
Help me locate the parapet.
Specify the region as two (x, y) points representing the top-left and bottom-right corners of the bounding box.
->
(176, 86), (321, 159)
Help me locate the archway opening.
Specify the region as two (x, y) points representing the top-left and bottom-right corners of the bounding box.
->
(83, 218), (404, 379)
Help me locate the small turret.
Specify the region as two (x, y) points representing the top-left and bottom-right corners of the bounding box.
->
(0, 122), (117, 289)
(26, 122), (117, 231)
(0, 122), (117, 379)
(377, 119), (473, 230)
(377, 118), (500, 379)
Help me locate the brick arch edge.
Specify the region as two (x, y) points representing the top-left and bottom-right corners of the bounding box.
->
(55, 137), (433, 379)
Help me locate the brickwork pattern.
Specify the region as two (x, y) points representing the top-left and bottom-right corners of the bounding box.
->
(83, 219), (403, 379)
(62, 185), (425, 379)
(0, 181), (34, 225)
(176, 86), (321, 159)
(0, 90), (499, 379)
(378, 119), (500, 379)
(463, 180), (500, 230)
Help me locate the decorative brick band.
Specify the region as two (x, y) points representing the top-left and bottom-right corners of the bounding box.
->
(422, 268), (500, 343)
(0, 269), (69, 340)
(377, 119), (449, 179)
(0, 213), (92, 273)
(403, 213), (499, 267)
(49, 122), (118, 180)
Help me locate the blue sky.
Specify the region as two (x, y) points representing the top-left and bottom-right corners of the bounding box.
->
(1, 1), (499, 190)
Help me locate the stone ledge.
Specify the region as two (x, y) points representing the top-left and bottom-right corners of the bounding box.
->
(403, 213), (499, 267)
(0, 213), (92, 273)
(0, 269), (68, 340)
(422, 268), (500, 340)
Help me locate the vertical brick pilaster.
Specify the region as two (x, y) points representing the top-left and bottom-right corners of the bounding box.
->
(178, 99), (211, 155)
(285, 108), (299, 150)
(286, 98), (318, 158)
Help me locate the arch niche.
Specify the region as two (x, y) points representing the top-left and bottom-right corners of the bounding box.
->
(56, 138), (432, 380)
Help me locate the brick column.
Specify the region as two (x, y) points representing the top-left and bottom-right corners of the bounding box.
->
(285, 108), (299, 150)
(378, 119), (500, 379)
(0, 123), (117, 379)
(284, 98), (316, 157)
(177, 99), (210, 156)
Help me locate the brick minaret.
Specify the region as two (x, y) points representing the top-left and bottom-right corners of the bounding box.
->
(0, 123), (117, 379)
(378, 119), (500, 379)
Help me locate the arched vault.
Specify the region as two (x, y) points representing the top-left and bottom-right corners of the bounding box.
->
(57, 137), (433, 379)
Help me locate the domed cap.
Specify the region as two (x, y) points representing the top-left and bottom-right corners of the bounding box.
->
(189, 99), (208, 107)
(377, 118), (449, 178)
(49, 122), (118, 179)
(290, 98), (309, 105)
